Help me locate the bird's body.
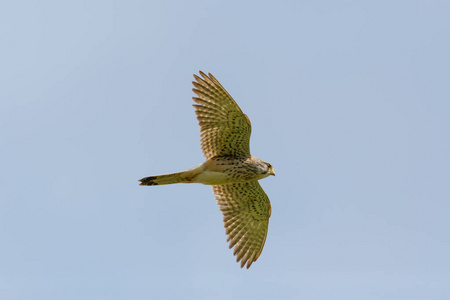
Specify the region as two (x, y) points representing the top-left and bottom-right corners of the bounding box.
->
(140, 156), (272, 186)
(140, 71), (275, 268)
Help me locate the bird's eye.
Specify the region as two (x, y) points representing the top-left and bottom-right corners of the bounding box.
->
(267, 164), (272, 168)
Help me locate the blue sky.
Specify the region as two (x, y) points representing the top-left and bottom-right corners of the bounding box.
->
(1, 1), (449, 299)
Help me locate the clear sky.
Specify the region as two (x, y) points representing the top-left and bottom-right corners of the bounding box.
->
(1, 1), (449, 299)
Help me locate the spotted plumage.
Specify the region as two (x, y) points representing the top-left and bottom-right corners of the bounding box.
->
(140, 71), (275, 268)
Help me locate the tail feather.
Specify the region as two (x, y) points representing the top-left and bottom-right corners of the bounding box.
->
(139, 171), (189, 186)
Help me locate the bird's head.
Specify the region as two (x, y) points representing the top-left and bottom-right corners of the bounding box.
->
(252, 157), (275, 179)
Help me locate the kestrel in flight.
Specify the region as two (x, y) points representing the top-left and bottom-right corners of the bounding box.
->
(140, 71), (275, 268)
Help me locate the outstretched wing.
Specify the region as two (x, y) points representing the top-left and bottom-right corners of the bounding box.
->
(192, 71), (252, 159)
(212, 181), (271, 269)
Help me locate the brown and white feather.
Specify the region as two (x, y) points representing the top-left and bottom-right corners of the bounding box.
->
(192, 71), (252, 159)
(212, 181), (271, 269)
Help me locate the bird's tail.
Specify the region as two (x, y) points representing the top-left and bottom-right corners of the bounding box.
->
(139, 171), (189, 186)
(140, 164), (205, 186)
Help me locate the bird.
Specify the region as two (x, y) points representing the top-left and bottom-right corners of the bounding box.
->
(140, 71), (275, 268)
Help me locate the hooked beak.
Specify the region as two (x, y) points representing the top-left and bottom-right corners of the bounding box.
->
(270, 169), (276, 176)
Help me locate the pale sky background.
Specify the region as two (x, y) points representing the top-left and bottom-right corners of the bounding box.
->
(1, 1), (450, 299)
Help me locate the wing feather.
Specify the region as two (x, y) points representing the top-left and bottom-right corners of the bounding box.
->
(193, 71), (252, 159)
(212, 181), (271, 269)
